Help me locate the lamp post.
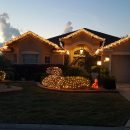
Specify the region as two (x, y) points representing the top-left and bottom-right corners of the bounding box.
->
(97, 60), (102, 85)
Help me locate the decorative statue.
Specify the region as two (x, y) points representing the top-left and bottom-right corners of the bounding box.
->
(91, 78), (99, 89)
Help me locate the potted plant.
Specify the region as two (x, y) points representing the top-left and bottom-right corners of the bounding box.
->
(102, 76), (116, 89)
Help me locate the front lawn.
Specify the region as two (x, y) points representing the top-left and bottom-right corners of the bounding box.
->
(0, 82), (130, 126)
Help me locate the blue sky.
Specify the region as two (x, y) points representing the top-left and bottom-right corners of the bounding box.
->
(0, 0), (130, 38)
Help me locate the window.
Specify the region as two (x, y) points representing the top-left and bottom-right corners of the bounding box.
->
(45, 56), (51, 64)
(22, 54), (38, 64)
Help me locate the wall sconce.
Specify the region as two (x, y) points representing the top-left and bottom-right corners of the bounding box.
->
(104, 57), (110, 62)
(97, 61), (102, 66)
(80, 49), (84, 55)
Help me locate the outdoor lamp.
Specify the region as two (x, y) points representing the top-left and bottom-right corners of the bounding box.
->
(80, 49), (84, 55)
(97, 61), (102, 66)
(104, 57), (110, 62)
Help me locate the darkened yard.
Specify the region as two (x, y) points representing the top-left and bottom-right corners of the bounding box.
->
(0, 82), (130, 126)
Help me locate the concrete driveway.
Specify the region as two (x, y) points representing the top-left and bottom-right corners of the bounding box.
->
(117, 83), (130, 101)
(117, 83), (130, 127)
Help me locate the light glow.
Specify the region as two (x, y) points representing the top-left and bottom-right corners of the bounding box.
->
(97, 61), (102, 66)
(104, 57), (110, 62)
(42, 67), (90, 90)
(80, 49), (84, 55)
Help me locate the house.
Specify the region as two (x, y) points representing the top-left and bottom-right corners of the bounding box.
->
(0, 28), (130, 83)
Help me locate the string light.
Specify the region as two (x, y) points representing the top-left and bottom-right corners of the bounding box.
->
(96, 35), (130, 54)
(42, 67), (90, 90)
(61, 29), (105, 42)
(42, 76), (90, 90)
(4, 31), (60, 49)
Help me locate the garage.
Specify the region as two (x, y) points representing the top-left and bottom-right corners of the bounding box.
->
(111, 55), (130, 83)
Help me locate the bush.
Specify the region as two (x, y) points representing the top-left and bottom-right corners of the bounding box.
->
(42, 75), (90, 90)
(102, 76), (116, 89)
(62, 66), (90, 78)
(0, 71), (6, 81)
(12, 64), (64, 81)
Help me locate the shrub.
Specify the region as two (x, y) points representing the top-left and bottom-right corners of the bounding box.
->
(0, 71), (6, 81)
(42, 75), (90, 90)
(46, 67), (62, 76)
(102, 76), (116, 89)
(62, 66), (90, 78)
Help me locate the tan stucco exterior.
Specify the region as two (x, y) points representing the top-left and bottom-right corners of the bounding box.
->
(102, 38), (130, 83)
(63, 33), (102, 64)
(1, 30), (130, 83)
(3, 34), (64, 65)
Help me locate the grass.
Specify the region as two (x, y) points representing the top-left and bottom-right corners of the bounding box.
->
(0, 81), (130, 126)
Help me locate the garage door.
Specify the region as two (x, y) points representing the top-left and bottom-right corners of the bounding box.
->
(111, 55), (130, 83)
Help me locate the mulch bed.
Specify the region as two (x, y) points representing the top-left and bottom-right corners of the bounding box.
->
(37, 82), (118, 93)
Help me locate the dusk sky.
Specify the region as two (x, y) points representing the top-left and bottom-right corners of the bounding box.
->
(0, 0), (130, 42)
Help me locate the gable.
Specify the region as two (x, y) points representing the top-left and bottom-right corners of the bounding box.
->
(61, 29), (105, 45)
(4, 31), (60, 50)
(96, 35), (130, 54)
(49, 28), (120, 47)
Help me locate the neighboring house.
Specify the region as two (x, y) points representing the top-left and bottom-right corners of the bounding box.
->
(0, 28), (130, 83)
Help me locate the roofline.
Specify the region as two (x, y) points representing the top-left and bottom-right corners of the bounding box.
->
(96, 35), (130, 54)
(60, 28), (105, 42)
(4, 31), (60, 49)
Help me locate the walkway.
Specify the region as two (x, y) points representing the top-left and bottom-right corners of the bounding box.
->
(0, 124), (130, 130)
(117, 83), (130, 101)
(117, 83), (130, 127)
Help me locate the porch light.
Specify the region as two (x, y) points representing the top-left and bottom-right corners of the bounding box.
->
(104, 57), (110, 62)
(97, 61), (102, 66)
(66, 50), (70, 55)
(80, 49), (84, 55)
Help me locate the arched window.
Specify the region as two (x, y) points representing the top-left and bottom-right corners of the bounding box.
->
(74, 49), (88, 57)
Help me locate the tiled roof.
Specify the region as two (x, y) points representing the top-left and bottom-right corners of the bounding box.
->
(49, 28), (120, 47)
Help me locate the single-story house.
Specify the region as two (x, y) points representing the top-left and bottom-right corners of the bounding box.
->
(0, 28), (130, 83)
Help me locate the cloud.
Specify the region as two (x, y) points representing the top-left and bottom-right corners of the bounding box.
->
(64, 21), (73, 33)
(0, 13), (20, 43)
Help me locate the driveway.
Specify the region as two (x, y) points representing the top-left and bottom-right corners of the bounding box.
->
(117, 83), (130, 101)
(117, 83), (130, 127)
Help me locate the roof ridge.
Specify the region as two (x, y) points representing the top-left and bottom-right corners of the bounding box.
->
(4, 31), (60, 49)
(84, 28), (120, 39)
(61, 28), (105, 41)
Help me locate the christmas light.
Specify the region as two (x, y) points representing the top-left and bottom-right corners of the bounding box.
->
(96, 35), (130, 54)
(61, 29), (105, 42)
(42, 67), (90, 90)
(4, 31), (60, 49)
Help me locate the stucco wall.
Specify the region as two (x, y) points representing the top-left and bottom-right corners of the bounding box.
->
(3, 35), (63, 64)
(102, 40), (130, 82)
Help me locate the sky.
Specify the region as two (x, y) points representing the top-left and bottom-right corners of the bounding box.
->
(0, 0), (130, 43)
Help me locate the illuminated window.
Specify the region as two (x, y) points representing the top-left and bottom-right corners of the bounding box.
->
(45, 56), (51, 64)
